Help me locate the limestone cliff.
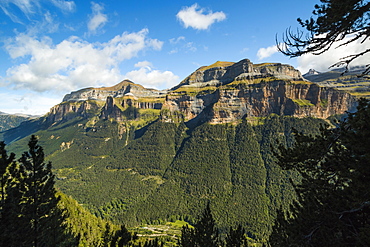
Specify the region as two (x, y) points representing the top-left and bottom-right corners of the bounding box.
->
(49, 59), (356, 125)
(173, 59), (304, 89)
(63, 80), (167, 102)
(164, 80), (355, 124)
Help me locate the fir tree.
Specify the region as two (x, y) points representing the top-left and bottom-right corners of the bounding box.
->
(179, 202), (220, 247)
(18, 135), (65, 246)
(269, 99), (370, 246)
(225, 225), (248, 247)
(0, 161), (26, 247)
(0, 141), (15, 207)
(179, 225), (196, 247)
(278, 0), (370, 74)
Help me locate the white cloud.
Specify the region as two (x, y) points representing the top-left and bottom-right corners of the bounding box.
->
(176, 4), (226, 30)
(185, 42), (197, 52)
(297, 36), (370, 74)
(125, 62), (179, 89)
(169, 36), (185, 44)
(3, 29), (164, 93)
(134, 61), (152, 68)
(87, 2), (108, 35)
(168, 36), (197, 54)
(0, 0), (75, 24)
(0, 91), (62, 115)
(0, 0), (40, 23)
(257, 44), (278, 60)
(51, 0), (76, 13)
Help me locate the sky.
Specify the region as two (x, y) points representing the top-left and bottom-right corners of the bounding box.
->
(1, 0), (370, 115)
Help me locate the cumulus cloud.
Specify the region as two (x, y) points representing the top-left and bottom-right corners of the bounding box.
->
(257, 44), (279, 60)
(176, 4), (226, 30)
(125, 61), (179, 89)
(297, 36), (370, 74)
(87, 2), (108, 35)
(3, 29), (164, 92)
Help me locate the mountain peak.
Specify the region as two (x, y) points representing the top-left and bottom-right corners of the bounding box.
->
(62, 80), (167, 102)
(304, 69), (321, 76)
(96, 79), (141, 91)
(174, 59), (304, 90)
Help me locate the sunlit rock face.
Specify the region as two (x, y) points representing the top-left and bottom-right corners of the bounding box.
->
(49, 59), (356, 125)
(163, 59), (356, 123)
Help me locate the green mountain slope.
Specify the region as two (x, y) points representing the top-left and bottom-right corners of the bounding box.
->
(0, 59), (348, 242)
(0, 112), (33, 132)
(2, 114), (325, 241)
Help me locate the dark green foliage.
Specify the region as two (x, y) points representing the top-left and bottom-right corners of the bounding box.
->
(18, 135), (63, 246)
(179, 225), (196, 247)
(0, 136), (70, 246)
(111, 224), (138, 247)
(178, 202), (220, 247)
(123, 106), (140, 120)
(137, 238), (164, 247)
(225, 225), (248, 247)
(269, 99), (370, 246)
(113, 121), (178, 174)
(2, 111), (327, 242)
(0, 160), (25, 246)
(254, 115), (326, 220)
(193, 203), (220, 247)
(279, 0), (370, 74)
(228, 120), (269, 238)
(0, 141), (15, 207)
(0, 135), (141, 246)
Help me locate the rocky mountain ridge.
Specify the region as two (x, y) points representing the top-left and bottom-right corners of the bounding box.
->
(47, 59), (356, 125)
(63, 80), (167, 102)
(303, 66), (370, 98)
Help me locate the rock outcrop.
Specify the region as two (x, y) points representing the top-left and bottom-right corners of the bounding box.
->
(174, 59), (304, 89)
(163, 80), (356, 123)
(46, 100), (102, 124)
(63, 80), (167, 102)
(49, 59), (357, 125)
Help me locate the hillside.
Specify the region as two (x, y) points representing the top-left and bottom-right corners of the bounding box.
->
(0, 112), (34, 132)
(303, 66), (370, 98)
(0, 58), (358, 242)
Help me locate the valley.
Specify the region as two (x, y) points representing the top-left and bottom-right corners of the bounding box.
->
(0, 58), (363, 244)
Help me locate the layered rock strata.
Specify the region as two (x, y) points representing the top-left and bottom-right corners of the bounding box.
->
(48, 59), (356, 125)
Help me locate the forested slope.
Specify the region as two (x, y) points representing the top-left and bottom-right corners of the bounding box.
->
(1, 113), (326, 241)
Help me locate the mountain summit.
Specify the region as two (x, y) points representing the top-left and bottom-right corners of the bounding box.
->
(46, 59), (356, 126)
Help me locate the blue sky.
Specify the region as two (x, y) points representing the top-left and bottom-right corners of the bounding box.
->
(1, 0), (369, 115)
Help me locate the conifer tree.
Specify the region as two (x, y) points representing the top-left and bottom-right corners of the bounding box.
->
(18, 135), (64, 246)
(179, 202), (220, 247)
(278, 0), (370, 74)
(1, 165), (28, 247)
(0, 141), (15, 207)
(194, 202), (220, 247)
(179, 224), (196, 247)
(139, 238), (164, 247)
(269, 99), (370, 246)
(225, 225), (248, 247)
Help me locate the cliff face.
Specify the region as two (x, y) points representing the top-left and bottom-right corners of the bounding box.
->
(175, 59), (304, 89)
(46, 100), (102, 124)
(63, 80), (167, 102)
(48, 59), (356, 125)
(163, 81), (355, 123)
